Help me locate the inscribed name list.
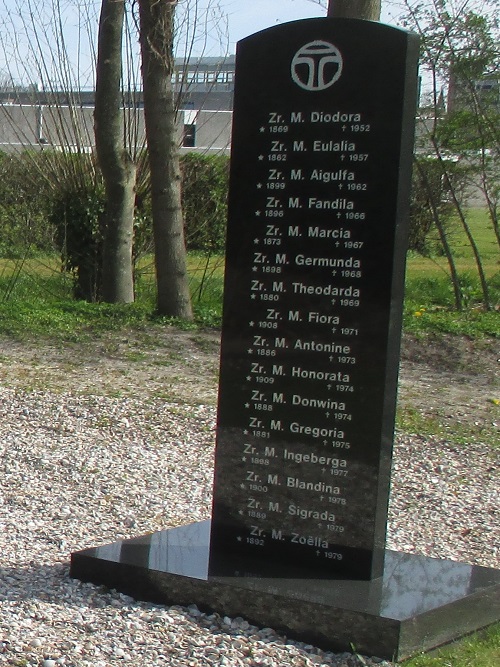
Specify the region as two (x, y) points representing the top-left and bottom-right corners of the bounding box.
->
(210, 19), (419, 579)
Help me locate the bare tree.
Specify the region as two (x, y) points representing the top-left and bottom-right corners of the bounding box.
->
(0, 0), (105, 301)
(0, 0), (225, 313)
(95, 0), (136, 303)
(138, 0), (193, 319)
(327, 0), (381, 19)
(402, 0), (498, 310)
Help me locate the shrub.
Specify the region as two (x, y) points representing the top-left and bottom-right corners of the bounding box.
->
(0, 150), (107, 301)
(180, 153), (229, 252)
(0, 150), (230, 302)
(49, 177), (106, 302)
(0, 152), (56, 257)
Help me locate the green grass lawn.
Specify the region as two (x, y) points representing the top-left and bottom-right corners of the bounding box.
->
(403, 624), (500, 667)
(403, 208), (498, 336)
(407, 208), (498, 276)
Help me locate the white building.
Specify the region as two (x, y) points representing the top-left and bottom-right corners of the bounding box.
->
(0, 57), (235, 154)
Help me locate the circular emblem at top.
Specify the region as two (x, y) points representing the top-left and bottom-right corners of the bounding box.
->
(291, 40), (343, 91)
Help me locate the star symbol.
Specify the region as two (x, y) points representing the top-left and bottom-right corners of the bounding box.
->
(258, 155), (264, 161)
(257, 183), (263, 189)
(252, 266), (258, 272)
(246, 376), (252, 381)
(255, 210), (261, 216)
(251, 294), (257, 299)
(247, 349), (253, 354)
(254, 238), (260, 244)
(249, 321), (255, 327)
(260, 127), (266, 133)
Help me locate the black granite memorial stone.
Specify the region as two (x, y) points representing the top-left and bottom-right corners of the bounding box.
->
(209, 18), (420, 580)
(70, 18), (500, 659)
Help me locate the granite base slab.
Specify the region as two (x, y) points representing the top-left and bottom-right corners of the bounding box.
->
(70, 521), (500, 661)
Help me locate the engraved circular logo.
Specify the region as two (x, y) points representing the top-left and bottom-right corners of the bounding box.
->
(291, 40), (343, 91)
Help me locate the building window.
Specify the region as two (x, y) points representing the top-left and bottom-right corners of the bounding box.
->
(183, 123), (196, 147)
(182, 111), (197, 147)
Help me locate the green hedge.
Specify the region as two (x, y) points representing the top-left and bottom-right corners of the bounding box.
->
(1, 149), (469, 268)
(180, 152), (229, 252)
(0, 152), (56, 257)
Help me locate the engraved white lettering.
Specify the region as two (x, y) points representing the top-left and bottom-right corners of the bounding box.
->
(290, 533), (329, 548)
(293, 340), (351, 353)
(290, 367), (350, 382)
(289, 423), (345, 439)
(310, 169), (355, 183)
(308, 312), (340, 324)
(287, 477), (338, 492)
(284, 450), (347, 468)
(292, 395), (346, 410)
(292, 283), (360, 298)
(308, 198), (354, 210)
(308, 227), (351, 239)
(295, 256), (360, 269)
(310, 111), (361, 123)
(313, 140), (355, 152)
(288, 505), (336, 522)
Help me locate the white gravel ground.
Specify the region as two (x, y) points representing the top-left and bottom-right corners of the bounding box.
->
(0, 386), (498, 667)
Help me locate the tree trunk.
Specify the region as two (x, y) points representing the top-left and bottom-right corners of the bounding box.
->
(414, 159), (463, 310)
(94, 0), (136, 303)
(328, 0), (381, 20)
(138, 0), (193, 320)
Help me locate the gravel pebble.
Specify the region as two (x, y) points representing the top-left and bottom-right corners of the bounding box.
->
(0, 385), (497, 666)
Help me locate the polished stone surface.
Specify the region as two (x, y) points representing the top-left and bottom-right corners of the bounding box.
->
(70, 521), (500, 660)
(210, 18), (420, 580)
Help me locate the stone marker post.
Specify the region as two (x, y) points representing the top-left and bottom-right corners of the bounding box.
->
(209, 18), (419, 580)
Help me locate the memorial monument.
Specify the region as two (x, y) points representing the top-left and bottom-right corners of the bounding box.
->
(71, 18), (500, 660)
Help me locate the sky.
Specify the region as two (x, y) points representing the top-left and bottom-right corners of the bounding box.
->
(222, 1), (400, 52)
(0, 0), (404, 87)
(224, 0), (327, 49)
